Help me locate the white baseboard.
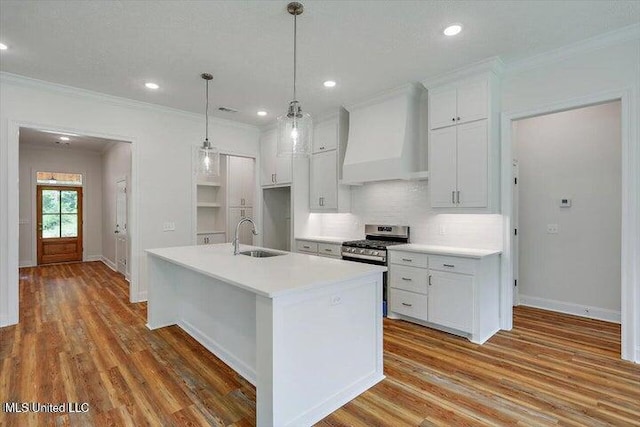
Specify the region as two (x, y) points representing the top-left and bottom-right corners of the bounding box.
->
(136, 290), (147, 302)
(85, 255), (103, 262)
(100, 256), (117, 271)
(179, 318), (257, 385)
(519, 294), (621, 323)
(19, 260), (35, 268)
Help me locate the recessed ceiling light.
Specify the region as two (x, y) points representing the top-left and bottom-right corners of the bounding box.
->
(59, 136), (70, 141)
(257, 111), (268, 116)
(443, 24), (462, 36)
(0, 43), (7, 50)
(323, 80), (336, 88)
(145, 82), (159, 90)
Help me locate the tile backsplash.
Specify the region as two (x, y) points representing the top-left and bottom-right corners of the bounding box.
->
(308, 180), (503, 250)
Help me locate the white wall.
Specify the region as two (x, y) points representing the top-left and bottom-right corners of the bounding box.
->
(18, 145), (103, 266)
(0, 73), (260, 326)
(514, 101), (621, 317)
(308, 180), (503, 250)
(102, 142), (132, 268)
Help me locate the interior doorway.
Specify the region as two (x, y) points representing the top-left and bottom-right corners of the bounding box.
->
(115, 178), (128, 276)
(36, 184), (83, 264)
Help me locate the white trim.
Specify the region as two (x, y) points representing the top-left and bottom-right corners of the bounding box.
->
(501, 88), (639, 363)
(101, 256), (117, 271)
(84, 255), (102, 262)
(519, 295), (621, 324)
(345, 82), (422, 112)
(137, 290), (147, 301)
(506, 24), (640, 73)
(0, 72), (259, 132)
(422, 57), (505, 88)
(19, 260), (34, 268)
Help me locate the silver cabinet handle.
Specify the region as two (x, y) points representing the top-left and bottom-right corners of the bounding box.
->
(443, 264), (455, 268)
(457, 116), (461, 121)
(456, 190), (460, 204)
(320, 146), (325, 150)
(401, 302), (413, 307)
(452, 191), (455, 204)
(324, 248), (332, 252)
(451, 117), (456, 122)
(271, 173), (276, 183)
(401, 258), (413, 262)
(241, 198), (245, 206)
(428, 275), (432, 286)
(401, 277), (412, 281)
(303, 245), (310, 249)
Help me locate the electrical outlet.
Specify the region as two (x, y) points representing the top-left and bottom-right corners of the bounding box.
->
(438, 225), (446, 235)
(163, 222), (176, 232)
(330, 295), (342, 306)
(546, 224), (559, 234)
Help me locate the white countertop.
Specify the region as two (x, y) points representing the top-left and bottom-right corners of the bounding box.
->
(388, 244), (501, 259)
(295, 236), (351, 244)
(147, 243), (386, 298)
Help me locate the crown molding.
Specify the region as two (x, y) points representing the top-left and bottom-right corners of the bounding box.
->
(505, 23), (640, 74)
(345, 82), (424, 112)
(0, 72), (259, 132)
(421, 57), (505, 88)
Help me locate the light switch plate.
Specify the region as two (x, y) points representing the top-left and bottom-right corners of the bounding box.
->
(163, 222), (176, 232)
(547, 224), (559, 234)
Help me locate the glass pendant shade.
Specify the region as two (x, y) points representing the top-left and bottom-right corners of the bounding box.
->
(277, 102), (312, 157)
(196, 139), (220, 178)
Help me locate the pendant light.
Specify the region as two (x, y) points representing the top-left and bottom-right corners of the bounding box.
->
(277, 2), (312, 157)
(195, 73), (220, 178)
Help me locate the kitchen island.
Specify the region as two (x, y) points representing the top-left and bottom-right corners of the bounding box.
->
(146, 243), (386, 427)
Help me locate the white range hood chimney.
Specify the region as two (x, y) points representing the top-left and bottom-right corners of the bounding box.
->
(342, 83), (425, 184)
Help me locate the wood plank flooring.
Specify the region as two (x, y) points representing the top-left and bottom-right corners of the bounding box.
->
(1, 262), (638, 426)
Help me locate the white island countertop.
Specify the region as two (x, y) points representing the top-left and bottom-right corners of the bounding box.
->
(146, 243), (386, 298)
(388, 244), (501, 258)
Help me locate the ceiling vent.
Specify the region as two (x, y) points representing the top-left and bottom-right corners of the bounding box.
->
(218, 106), (238, 113)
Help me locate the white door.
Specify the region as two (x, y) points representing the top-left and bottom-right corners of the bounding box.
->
(456, 80), (488, 124)
(456, 120), (488, 208)
(428, 270), (474, 333)
(512, 159), (519, 305)
(429, 126), (457, 207)
(312, 119), (338, 153)
(115, 179), (128, 276)
(260, 130), (277, 186)
(429, 87), (457, 130)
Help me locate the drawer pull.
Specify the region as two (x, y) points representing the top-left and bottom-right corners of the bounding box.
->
(401, 302), (413, 307)
(428, 275), (432, 286)
(443, 264), (455, 268)
(401, 258), (413, 262)
(324, 248), (332, 252)
(320, 146), (325, 150)
(401, 277), (412, 281)
(303, 245), (310, 249)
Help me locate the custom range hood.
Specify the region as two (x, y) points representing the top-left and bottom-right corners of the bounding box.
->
(342, 83), (426, 184)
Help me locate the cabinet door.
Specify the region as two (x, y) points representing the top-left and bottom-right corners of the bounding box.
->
(456, 80), (488, 125)
(260, 130), (277, 186)
(241, 157), (255, 207)
(227, 207), (254, 245)
(456, 120), (488, 208)
(313, 119), (338, 153)
(429, 126), (457, 207)
(429, 87), (457, 130)
(428, 270), (473, 333)
(227, 156), (244, 207)
(275, 153), (292, 185)
(311, 150), (337, 210)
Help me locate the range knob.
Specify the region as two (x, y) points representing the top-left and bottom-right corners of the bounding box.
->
(372, 251), (379, 256)
(358, 249), (366, 254)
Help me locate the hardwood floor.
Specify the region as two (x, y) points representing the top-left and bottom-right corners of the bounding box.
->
(1, 262), (638, 426)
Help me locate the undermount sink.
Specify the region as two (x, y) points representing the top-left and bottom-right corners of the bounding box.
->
(239, 250), (283, 258)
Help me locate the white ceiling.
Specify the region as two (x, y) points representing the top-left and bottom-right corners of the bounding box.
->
(1, 1), (638, 126)
(19, 127), (124, 153)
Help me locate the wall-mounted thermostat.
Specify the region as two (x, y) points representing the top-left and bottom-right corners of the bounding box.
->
(560, 198), (572, 208)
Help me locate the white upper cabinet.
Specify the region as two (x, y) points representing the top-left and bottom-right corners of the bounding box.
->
(425, 60), (502, 212)
(309, 108), (351, 212)
(227, 156), (255, 207)
(429, 79), (488, 130)
(260, 128), (292, 186)
(313, 119), (338, 153)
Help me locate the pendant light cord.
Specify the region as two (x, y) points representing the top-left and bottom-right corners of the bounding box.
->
(205, 79), (209, 142)
(293, 13), (297, 102)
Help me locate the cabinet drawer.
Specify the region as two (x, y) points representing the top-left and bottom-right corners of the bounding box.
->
(296, 240), (318, 254)
(318, 243), (341, 257)
(390, 265), (429, 294)
(389, 251), (428, 268)
(389, 288), (428, 320)
(429, 255), (476, 275)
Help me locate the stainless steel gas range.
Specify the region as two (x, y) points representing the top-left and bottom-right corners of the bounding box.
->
(341, 224), (409, 315)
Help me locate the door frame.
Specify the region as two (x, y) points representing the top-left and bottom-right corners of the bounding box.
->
(500, 89), (638, 362)
(36, 185), (84, 265)
(5, 120), (140, 326)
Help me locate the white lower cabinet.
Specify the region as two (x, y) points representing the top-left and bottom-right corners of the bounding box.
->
(388, 249), (500, 344)
(197, 233), (226, 245)
(295, 239), (342, 259)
